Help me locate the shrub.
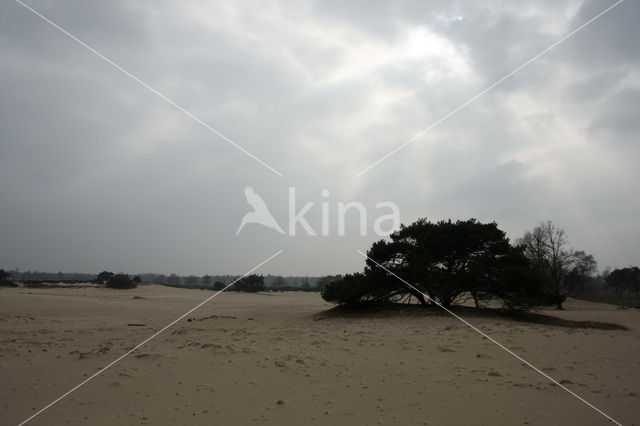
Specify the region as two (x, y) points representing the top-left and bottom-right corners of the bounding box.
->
(95, 271), (114, 284)
(234, 274), (265, 292)
(106, 274), (136, 289)
(321, 274), (370, 305)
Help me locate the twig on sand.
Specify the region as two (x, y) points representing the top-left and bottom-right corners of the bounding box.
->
(187, 314), (237, 322)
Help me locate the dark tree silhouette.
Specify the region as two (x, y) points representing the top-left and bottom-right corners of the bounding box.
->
(213, 281), (226, 291)
(95, 271), (114, 284)
(185, 275), (199, 286)
(270, 276), (287, 288)
(565, 251), (597, 295)
(520, 221), (577, 309)
(234, 274), (266, 292)
(321, 273), (369, 305)
(132, 275), (142, 284)
(106, 274), (136, 289)
(317, 275), (342, 292)
(167, 274), (181, 286)
(323, 219), (548, 309)
(0, 269), (18, 287)
(606, 267), (640, 298)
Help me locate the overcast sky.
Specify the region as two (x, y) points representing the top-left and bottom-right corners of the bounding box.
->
(1, 0), (638, 276)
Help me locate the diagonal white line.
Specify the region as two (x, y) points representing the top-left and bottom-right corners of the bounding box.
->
(15, 0), (283, 177)
(356, 249), (623, 425)
(357, 0), (625, 176)
(17, 250), (283, 426)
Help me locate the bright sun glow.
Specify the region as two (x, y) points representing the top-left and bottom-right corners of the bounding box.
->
(403, 26), (461, 60)
(402, 26), (474, 82)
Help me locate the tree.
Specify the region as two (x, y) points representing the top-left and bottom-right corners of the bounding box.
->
(234, 274), (266, 292)
(565, 251), (597, 295)
(606, 267), (640, 298)
(322, 218), (549, 309)
(0, 269), (18, 287)
(185, 275), (199, 286)
(321, 273), (369, 305)
(213, 281), (226, 291)
(167, 274), (181, 286)
(270, 276), (287, 288)
(106, 274), (136, 289)
(631, 267), (640, 298)
(543, 221), (572, 309)
(317, 275), (342, 292)
(202, 275), (212, 286)
(520, 227), (549, 277)
(95, 271), (114, 285)
(132, 275), (142, 284)
(519, 221), (572, 309)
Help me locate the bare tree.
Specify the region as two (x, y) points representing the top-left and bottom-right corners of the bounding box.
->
(520, 226), (549, 275)
(542, 221), (572, 309)
(566, 251), (598, 294)
(519, 221), (572, 309)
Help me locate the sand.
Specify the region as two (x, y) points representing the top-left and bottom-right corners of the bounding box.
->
(1, 284), (638, 425)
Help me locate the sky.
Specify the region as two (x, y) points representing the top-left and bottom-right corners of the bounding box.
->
(0, 0), (638, 276)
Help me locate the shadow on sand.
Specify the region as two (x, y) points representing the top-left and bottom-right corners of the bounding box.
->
(318, 303), (628, 331)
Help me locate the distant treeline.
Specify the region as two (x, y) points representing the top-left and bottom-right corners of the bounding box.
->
(7, 271), (96, 282)
(3, 269), (341, 291)
(162, 274), (342, 291)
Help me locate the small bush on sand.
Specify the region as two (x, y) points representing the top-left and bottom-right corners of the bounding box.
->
(233, 274), (266, 292)
(106, 274), (136, 289)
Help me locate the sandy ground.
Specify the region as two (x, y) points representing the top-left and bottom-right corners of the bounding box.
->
(1, 284), (638, 426)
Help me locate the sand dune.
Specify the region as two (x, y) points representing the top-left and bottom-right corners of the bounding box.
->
(1, 285), (638, 425)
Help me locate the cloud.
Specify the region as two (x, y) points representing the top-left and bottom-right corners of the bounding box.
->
(0, 0), (638, 275)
